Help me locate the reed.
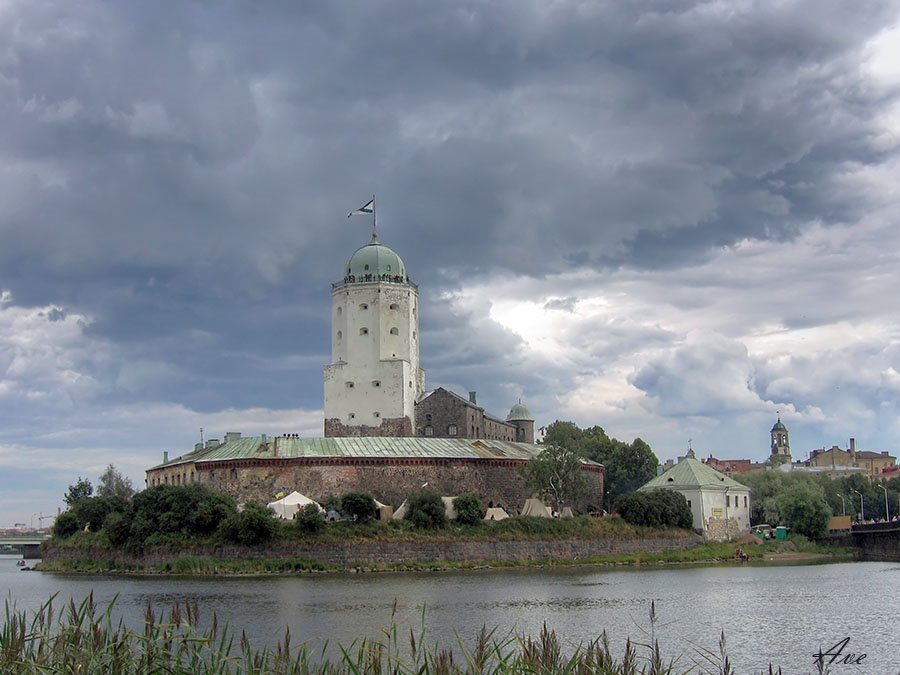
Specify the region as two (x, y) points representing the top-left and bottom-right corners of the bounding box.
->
(1, 594), (807, 674)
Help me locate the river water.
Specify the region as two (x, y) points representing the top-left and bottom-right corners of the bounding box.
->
(1, 555), (896, 673)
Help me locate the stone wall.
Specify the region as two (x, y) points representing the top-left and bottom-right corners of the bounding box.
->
(43, 533), (700, 569)
(192, 457), (604, 513)
(324, 416), (413, 438)
(705, 517), (743, 542)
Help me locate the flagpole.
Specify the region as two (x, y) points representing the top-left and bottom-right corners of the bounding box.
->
(372, 194), (377, 238)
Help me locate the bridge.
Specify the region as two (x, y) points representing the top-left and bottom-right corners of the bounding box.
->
(850, 521), (900, 560)
(0, 533), (51, 559)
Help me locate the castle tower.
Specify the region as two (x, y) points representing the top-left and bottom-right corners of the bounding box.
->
(506, 400), (535, 444)
(324, 232), (425, 436)
(770, 416), (791, 460)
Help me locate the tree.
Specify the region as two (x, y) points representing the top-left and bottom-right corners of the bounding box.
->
(97, 464), (135, 502)
(541, 421), (659, 508)
(340, 492), (378, 522)
(71, 495), (122, 532)
(128, 484), (238, 545)
(219, 503), (277, 546)
(615, 490), (693, 529)
(453, 493), (485, 525)
(405, 490), (446, 529)
(64, 478), (93, 507)
(521, 445), (587, 511)
(296, 503), (325, 533)
(776, 483), (831, 538)
(53, 511), (80, 538)
(601, 439), (659, 504)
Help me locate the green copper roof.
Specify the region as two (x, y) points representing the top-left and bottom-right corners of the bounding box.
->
(771, 417), (788, 432)
(506, 401), (534, 422)
(640, 458), (749, 491)
(344, 233), (407, 280)
(150, 435), (607, 470)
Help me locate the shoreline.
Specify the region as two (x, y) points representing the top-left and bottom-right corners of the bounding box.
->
(35, 547), (856, 576)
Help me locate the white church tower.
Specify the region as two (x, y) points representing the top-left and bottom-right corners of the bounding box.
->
(324, 231), (425, 436)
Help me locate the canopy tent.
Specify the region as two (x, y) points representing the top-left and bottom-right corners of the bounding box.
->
(267, 491), (324, 520)
(520, 498), (552, 518)
(559, 506), (575, 519)
(392, 499), (408, 520)
(374, 499), (394, 521)
(483, 507), (509, 521)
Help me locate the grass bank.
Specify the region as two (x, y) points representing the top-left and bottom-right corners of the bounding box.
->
(38, 518), (854, 575)
(2, 594), (811, 674)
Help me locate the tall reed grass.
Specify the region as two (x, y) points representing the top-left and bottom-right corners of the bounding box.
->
(1, 594), (824, 674)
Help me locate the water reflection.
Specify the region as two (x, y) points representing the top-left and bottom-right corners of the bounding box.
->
(1, 556), (897, 674)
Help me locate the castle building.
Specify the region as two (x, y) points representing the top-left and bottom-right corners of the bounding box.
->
(146, 226), (601, 509)
(323, 232), (425, 437)
(415, 388), (535, 443)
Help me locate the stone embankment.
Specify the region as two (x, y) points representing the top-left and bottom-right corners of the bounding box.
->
(42, 534), (701, 570)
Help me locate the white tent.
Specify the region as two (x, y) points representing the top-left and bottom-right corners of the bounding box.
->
(441, 496), (458, 521)
(267, 491), (324, 520)
(392, 499), (408, 520)
(483, 507), (509, 521)
(520, 498), (552, 518)
(374, 499), (394, 520)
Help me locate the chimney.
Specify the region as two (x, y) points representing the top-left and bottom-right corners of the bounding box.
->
(468, 391), (477, 404)
(850, 438), (856, 453)
(163, 450), (169, 463)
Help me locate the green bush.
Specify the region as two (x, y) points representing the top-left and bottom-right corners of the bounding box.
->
(453, 493), (485, 525)
(53, 511), (80, 538)
(296, 503), (325, 533)
(72, 496), (124, 532)
(615, 490), (693, 529)
(219, 503), (277, 546)
(405, 490), (446, 529)
(103, 510), (131, 546)
(129, 485), (238, 545)
(340, 492), (378, 522)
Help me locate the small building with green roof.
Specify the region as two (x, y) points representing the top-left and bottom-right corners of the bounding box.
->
(640, 457), (750, 540)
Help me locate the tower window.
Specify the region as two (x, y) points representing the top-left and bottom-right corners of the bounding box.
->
(426, 414), (432, 422)
(412, 331), (417, 340)
(390, 327), (399, 335)
(448, 424), (457, 436)
(337, 331), (342, 341)
(364, 264), (369, 271)
(374, 412), (380, 418)
(372, 380), (381, 388)
(425, 425), (433, 437)
(349, 413), (355, 420)
(346, 381), (355, 388)
(360, 303), (368, 310)
(390, 303), (399, 310)
(337, 307), (342, 315)
(387, 264), (391, 271)
(360, 327), (368, 335)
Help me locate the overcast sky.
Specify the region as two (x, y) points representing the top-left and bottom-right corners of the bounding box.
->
(2, 0), (899, 526)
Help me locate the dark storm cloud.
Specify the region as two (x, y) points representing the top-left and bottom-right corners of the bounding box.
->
(2, 0), (900, 522)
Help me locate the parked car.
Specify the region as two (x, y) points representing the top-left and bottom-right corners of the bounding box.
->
(751, 524), (774, 539)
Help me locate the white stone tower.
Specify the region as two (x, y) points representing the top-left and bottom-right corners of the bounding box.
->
(323, 232), (425, 436)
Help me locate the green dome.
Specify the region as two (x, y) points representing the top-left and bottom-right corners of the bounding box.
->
(771, 417), (788, 432)
(344, 233), (407, 281)
(506, 400), (534, 422)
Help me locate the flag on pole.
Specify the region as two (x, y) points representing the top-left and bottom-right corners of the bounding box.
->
(348, 198), (375, 218)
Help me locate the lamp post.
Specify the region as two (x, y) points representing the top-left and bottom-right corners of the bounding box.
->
(852, 489), (864, 521)
(878, 485), (889, 520)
